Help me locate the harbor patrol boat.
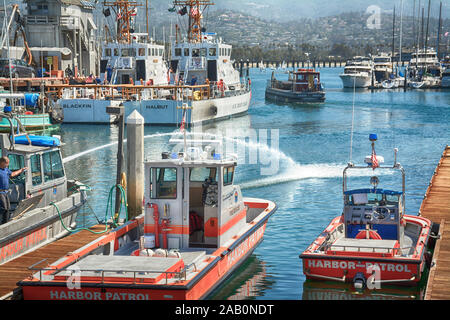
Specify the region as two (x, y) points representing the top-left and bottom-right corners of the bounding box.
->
(265, 69), (325, 103)
(55, 0), (251, 125)
(339, 56), (373, 88)
(18, 137), (277, 300)
(0, 114), (87, 266)
(300, 134), (433, 288)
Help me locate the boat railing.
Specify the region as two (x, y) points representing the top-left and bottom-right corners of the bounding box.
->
(47, 82), (249, 102)
(46, 84), (212, 102)
(327, 243), (417, 256)
(28, 260), (194, 284)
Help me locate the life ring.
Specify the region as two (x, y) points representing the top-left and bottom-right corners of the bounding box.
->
(24, 111), (33, 115)
(356, 230), (382, 240)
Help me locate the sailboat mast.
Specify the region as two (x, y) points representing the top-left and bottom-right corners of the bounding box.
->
(413, 0), (416, 51)
(392, 6), (396, 70)
(437, 1), (442, 59)
(424, 0), (431, 73)
(146, 0), (149, 41)
(399, 0), (403, 69)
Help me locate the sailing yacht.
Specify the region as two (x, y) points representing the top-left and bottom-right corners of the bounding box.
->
(339, 56), (374, 88)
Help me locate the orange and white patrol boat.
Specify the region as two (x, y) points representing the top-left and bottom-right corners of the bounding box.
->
(19, 138), (277, 300)
(300, 134), (433, 289)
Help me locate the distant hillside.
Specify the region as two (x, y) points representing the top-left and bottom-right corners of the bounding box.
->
(148, 0), (448, 22)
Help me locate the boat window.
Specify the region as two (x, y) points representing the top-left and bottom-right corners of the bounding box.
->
(113, 48), (119, 56)
(228, 48), (231, 56)
(104, 48), (111, 57)
(386, 194), (400, 205)
(7, 154), (25, 183)
(159, 49), (164, 56)
(190, 167), (217, 182)
(121, 48), (136, 57)
(192, 49), (200, 57)
(199, 48), (207, 57)
(367, 193), (383, 205)
(209, 48), (216, 56)
(184, 48), (190, 56)
(138, 48), (146, 56)
(151, 168), (177, 199)
(223, 166), (235, 186)
(30, 154), (42, 185)
(175, 48), (182, 56)
(150, 48), (155, 56)
(43, 151), (64, 182)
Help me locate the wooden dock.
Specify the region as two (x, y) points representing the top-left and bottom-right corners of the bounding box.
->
(0, 225), (108, 300)
(420, 146), (450, 300)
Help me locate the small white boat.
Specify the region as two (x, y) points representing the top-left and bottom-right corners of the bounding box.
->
(409, 81), (425, 89)
(382, 79), (396, 89)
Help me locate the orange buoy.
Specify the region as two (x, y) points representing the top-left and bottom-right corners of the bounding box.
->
(355, 230), (382, 240)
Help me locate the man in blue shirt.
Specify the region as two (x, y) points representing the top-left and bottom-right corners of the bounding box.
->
(0, 156), (28, 225)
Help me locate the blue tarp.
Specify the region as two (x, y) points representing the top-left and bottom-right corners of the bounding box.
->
(14, 135), (60, 147)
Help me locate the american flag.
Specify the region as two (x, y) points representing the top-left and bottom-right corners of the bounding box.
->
(180, 110), (186, 132)
(371, 147), (379, 170)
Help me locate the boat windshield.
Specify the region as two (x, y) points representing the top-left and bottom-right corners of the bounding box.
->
(346, 192), (400, 206)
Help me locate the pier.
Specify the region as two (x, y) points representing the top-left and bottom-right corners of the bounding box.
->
(421, 146), (450, 300)
(0, 77), (65, 91)
(0, 224), (107, 300)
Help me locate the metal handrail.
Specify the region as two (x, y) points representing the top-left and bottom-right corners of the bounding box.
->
(328, 243), (417, 256)
(28, 265), (188, 284)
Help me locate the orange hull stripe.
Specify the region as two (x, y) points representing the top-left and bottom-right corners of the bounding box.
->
(144, 224), (189, 235)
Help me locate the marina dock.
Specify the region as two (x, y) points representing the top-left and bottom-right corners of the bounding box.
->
(421, 146), (450, 300)
(0, 224), (108, 300)
(0, 77), (65, 91)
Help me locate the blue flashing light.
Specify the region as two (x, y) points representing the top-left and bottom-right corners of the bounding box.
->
(213, 153), (221, 160)
(369, 133), (378, 141)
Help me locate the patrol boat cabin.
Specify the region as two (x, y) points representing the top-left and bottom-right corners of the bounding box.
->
(301, 134), (432, 288)
(100, 33), (168, 86)
(0, 115), (87, 265)
(19, 140), (277, 300)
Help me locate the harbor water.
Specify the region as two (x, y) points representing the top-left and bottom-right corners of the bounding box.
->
(60, 67), (450, 300)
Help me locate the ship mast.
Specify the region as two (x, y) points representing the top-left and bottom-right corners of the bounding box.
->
(103, 1), (143, 44)
(172, 0), (214, 43)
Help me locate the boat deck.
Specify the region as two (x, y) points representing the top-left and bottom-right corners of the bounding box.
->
(421, 146), (450, 299)
(0, 224), (108, 299)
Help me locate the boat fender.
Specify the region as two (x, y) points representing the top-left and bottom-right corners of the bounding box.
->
(140, 249), (154, 257)
(353, 272), (366, 290)
(210, 106), (217, 116)
(154, 248), (168, 257)
(168, 250), (181, 258)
